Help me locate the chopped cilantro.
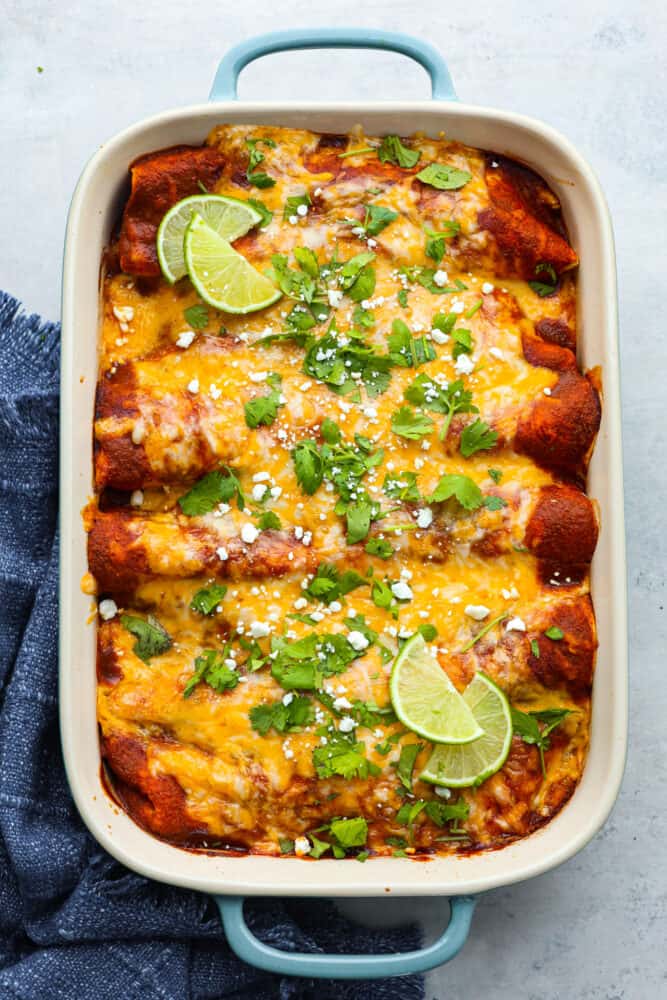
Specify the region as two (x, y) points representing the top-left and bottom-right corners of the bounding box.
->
(416, 163), (472, 190)
(391, 406), (434, 440)
(395, 742), (423, 790)
(387, 319), (436, 368)
(365, 537), (394, 559)
(249, 695), (314, 735)
(488, 468), (503, 484)
(247, 197), (273, 228)
(511, 706), (572, 776)
(178, 467), (245, 515)
(283, 192), (311, 220)
(305, 562), (368, 605)
(529, 262), (558, 297)
(530, 638), (541, 658)
(377, 134), (421, 168)
(244, 373), (283, 428)
(544, 626), (565, 640)
(451, 328), (473, 360)
(183, 304), (209, 330)
(361, 203), (399, 236)
(121, 614), (172, 662)
(190, 584), (227, 616)
(425, 222), (461, 263)
(184, 649), (239, 698)
(429, 473), (483, 510)
(245, 137), (276, 188)
(256, 510), (282, 530)
(404, 374), (478, 442)
(460, 418), (499, 457)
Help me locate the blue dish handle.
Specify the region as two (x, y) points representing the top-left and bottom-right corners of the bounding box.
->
(209, 28), (457, 102)
(214, 894), (477, 979)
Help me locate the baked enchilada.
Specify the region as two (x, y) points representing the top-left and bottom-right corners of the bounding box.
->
(85, 125), (600, 860)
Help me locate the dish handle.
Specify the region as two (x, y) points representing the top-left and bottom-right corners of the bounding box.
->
(208, 28), (457, 103)
(214, 894), (477, 979)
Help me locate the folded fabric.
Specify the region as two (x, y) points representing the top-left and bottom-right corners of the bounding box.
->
(0, 291), (424, 1000)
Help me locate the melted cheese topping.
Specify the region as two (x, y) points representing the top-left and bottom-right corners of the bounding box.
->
(93, 125), (594, 858)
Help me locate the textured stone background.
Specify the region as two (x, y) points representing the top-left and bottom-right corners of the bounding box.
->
(2, 1), (665, 996)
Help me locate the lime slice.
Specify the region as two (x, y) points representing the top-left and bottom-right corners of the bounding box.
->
(420, 672), (512, 788)
(183, 213), (281, 315)
(390, 633), (483, 744)
(157, 195), (262, 284)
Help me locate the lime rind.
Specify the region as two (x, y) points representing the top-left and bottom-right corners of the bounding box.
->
(389, 634), (483, 745)
(420, 671), (512, 788)
(157, 194), (262, 284)
(183, 213), (281, 315)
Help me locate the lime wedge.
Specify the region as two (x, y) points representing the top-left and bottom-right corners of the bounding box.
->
(157, 195), (262, 284)
(183, 213), (281, 315)
(390, 633), (483, 744)
(421, 672), (512, 788)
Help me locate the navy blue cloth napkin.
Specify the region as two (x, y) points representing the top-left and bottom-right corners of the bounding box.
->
(0, 291), (424, 1000)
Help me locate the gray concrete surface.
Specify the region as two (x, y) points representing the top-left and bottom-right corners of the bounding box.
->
(1, 1), (665, 996)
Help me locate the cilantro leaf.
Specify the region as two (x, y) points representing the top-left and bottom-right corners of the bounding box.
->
(425, 222), (461, 263)
(183, 304), (209, 330)
(391, 406), (434, 440)
(388, 319), (436, 368)
(430, 473), (484, 511)
(312, 732), (374, 779)
(329, 816), (368, 848)
(529, 262), (558, 297)
(270, 632), (362, 691)
(292, 439), (324, 494)
(511, 706), (572, 776)
(416, 163), (472, 190)
(395, 742), (423, 790)
(362, 203), (399, 236)
(377, 135), (421, 168)
(244, 377), (283, 428)
(383, 469), (421, 503)
(121, 614), (172, 662)
(256, 510), (281, 530)
(184, 649), (239, 698)
(397, 288), (409, 308)
(544, 626), (564, 640)
(190, 584), (227, 615)
(245, 137), (276, 188)
(249, 695), (315, 735)
(283, 192), (312, 220)
(488, 468), (502, 484)
(303, 328), (393, 398)
(279, 837), (295, 854)
(365, 537), (394, 559)
(247, 197), (273, 228)
(451, 328), (473, 360)
(339, 252), (377, 303)
(178, 468), (245, 515)
(530, 639), (541, 658)
(404, 374), (477, 442)
(424, 799), (469, 826)
(305, 563), (368, 605)
(321, 417), (341, 443)
(460, 418), (499, 457)
(482, 495), (507, 511)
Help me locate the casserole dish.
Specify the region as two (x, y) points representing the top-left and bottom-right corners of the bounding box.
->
(60, 28), (627, 979)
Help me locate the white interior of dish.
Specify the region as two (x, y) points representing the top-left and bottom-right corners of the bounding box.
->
(60, 102), (627, 897)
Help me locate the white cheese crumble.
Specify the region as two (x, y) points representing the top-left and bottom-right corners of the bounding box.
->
(176, 330), (195, 349)
(391, 581), (413, 601)
(187, 378), (199, 394)
(431, 328), (450, 345)
(464, 604), (491, 621)
(294, 836), (311, 855)
(249, 621), (271, 638)
(98, 599), (118, 621)
(241, 523), (260, 544)
(248, 371), (268, 383)
(328, 289), (343, 308)
(130, 490), (143, 507)
(433, 270), (449, 287)
(415, 508), (433, 529)
(251, 484), (268, 502)
(454, 354), (475, 376)
(293, 597), (308, 611)
(482, 282), (494, 294)
(506, 616), (527, 632)
(216, 546), (229, 561)
(347, 630), (370, 652)
(333, 696), (353, 711)
(338, 716), (356, 733)
(296, 203), (308, 217)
